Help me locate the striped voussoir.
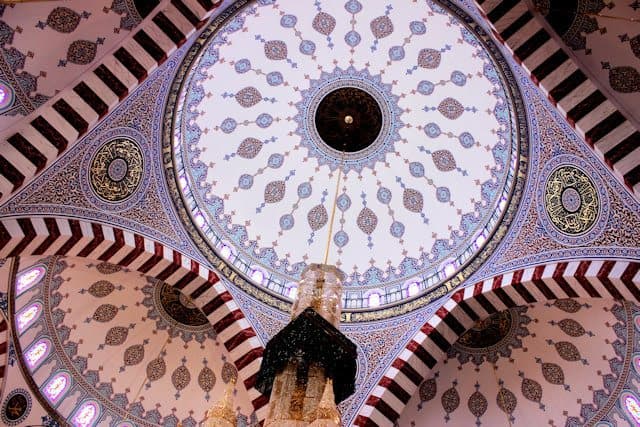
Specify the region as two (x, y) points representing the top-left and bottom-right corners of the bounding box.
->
(475, 0), (640, 198)
(0, 317), (7, 395)
(0, 216), (269, 419)
(354, 259), (640, 426)
(0, 0), (223, 204)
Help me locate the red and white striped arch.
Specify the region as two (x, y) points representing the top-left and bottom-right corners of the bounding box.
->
(355, 259), (640, 426)
(0, 0), (223, 205)
(0, 316), (8, 399)
(0, 216), (269, 419)
(475, 0), (640, 198)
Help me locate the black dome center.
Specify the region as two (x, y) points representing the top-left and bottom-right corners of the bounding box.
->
(315, 87), (383, 152)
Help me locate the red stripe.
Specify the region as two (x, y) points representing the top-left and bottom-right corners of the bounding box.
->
(435, 306), (449, 319)
(78, 223), (105, 257)
(0, 222), (10, 252)
(234, 347), (263, 370)
(119, 234), (145, 266)
(138, 242), (164, 273)
(597, 260), (624, 300)
(378, 377), (411, 404)
(473, 281), (483, 296)
(392, 359), (423, 385)
(156, 251), (181, 280)
(55, 220), (82, 255)
(575, 261), (601, 298)
(621, 263), (640, 301)
(251, 394), (269, 411)
(201, 291), (232, 315)
(492, 275), (504, 289)
(98, 227), (125, 261)
(371, 397), (399, 424)
(552, 262), (579, 298)
(354, 415), (380, 427)
(451, 289), (464, 302)
(531, 265), (557, 300)
(34, 218), (60, 255)
(212, 310), (244, 334)
(9, 218), (36, 257)
(225, 328), (256, 352)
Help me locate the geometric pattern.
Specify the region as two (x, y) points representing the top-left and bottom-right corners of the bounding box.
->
(0, 0), (222, 204)
(0, 215), (269, 420)
(355, 258), (640, 426)
(475, 0), (640, 199)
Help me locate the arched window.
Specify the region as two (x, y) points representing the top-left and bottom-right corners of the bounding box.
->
(16, 302), (43, 334)
(406, 281), (419, 297)
(43, 372), (71, 405)
(71, 400), (101, 427)
(621, 391), (640, 425)
(368, 292), (381, 308)
(24, 338), (51, 370)
(16, 265), (46, 295)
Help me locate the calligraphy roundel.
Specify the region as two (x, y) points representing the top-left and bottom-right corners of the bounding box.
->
(1, 389), (31, 426)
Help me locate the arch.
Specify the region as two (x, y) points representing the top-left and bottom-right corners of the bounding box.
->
(0, 216), (268, 420)
(474, 0), (640, 198)
(355, 259), (640, 426)
(0, 315), (8, 399)
(0, 0), (222, 204)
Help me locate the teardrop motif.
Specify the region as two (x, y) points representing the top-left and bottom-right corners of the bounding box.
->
(104, 326), (128, 346)
(403, 188), (424, 213)
(441, 386), (460, 414)
(221, 361), (238, 384)
(88, 280), (115, 298)
(554, 341), (582, 362)
(541, 362), (565, 385)
(237, 138), (263, 159)
(198, 367), (216, 392)
(497, 388), (517, 414)
(146, 358), (166, 382)
(553, 299), (581, 313)
(521, 377), (543, 404)
(92, 304), (118, 322)
(172, 366), (191, 390)
(468, 390), (488, 417)
(124, 344), (144, 366)
(419, 378), (437, 402)
(557, 318), (586, 337)
(356, 207), (378, 235)
(307, 205), (328, 231)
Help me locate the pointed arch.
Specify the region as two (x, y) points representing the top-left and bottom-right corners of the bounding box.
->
(0, 215), (268, 420)
(475, 0), (640, 198)
(355, 259), (640, 426)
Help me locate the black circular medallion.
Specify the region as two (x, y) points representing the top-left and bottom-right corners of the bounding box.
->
(158, 283), (209, 327)
(2, 389), (31, 425)
(314, 87), (383, 152)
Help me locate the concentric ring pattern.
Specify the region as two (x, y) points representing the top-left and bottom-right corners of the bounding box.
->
(169, 0), (527, 310)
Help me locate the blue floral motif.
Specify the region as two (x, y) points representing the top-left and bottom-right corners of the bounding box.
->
(459, 131), (475, 148)
(234, 59), (251, 73)
(345, 31), (361, 47)
(436, 186), (451, 203)
(344, 0), (362, 14)
(280, 14), (297, 28)
(299, 40), (316, 55)
(390, 221), (405, 238)
(256, 113), (273, 128)
(417, 80), (434, 95)
(268, 153), (284, 168)
(279, 214), (294, 230)
(409, 162), (425, 178)
(297, 182), (312, 198)
(266, 71), (284, 86)
(238, 174), (254, 189)
(424, 122), (441, 138)
(451, 70), (467, 86)
(377, 187), (392, 204)
(410, 20), (426, 35)
(389, 46), (405, 61)
(333, 230), (349, 247)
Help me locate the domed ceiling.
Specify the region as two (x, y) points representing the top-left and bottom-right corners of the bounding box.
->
(167, 0), (528, 312)
(12, 256), (256, 426)
(398, 298), (640, 426)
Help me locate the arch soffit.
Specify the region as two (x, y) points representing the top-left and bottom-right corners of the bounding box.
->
(355, 258), (640, 426)
(0, 216), (268, 419)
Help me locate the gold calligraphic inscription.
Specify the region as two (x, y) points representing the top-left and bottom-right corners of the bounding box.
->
(90, 137), (143, 202)
(544, 166), (598, 235)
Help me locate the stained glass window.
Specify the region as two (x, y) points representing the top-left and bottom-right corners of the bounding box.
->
(43, 372), (71, 404)
(623, 392), (640, 425)
(24, 339), (51, 370)
(16, 265), (46, 295)
(72, 400), (100, 427)
(17, 302), (42, 334)
(368, 292), (381, 308)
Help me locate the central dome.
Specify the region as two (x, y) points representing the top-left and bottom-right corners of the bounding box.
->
(166, 0), (527, 315)
(315, 87), (383, 152)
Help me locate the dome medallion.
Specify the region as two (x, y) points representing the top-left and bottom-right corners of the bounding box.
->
(165, 0), (528, 319)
